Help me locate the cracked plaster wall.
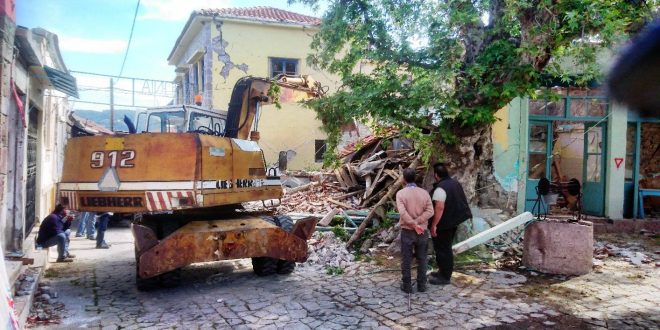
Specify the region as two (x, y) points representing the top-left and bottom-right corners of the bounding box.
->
(207, 21), (338, 170)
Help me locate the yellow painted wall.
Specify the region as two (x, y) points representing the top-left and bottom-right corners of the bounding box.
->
(210, 21), (338, 170)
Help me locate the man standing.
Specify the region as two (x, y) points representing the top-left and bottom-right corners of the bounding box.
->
(36, 204), (76, 262)
(396, 168), (434, 293)
(75, 211), (96, 240)
(96, 212), (112, 249)
(429, 163), (472, 285)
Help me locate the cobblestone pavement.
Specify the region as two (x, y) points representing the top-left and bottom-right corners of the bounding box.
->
(33, 227), (658, 329)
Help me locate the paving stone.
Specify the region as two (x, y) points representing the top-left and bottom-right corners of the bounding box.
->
(29, 227), (659, 329)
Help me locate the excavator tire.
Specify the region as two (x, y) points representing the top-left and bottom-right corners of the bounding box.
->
(252, 216), (279, 276)
(274, 215), (296, 275)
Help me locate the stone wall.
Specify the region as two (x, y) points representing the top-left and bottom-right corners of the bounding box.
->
(0, 10), (16, 252)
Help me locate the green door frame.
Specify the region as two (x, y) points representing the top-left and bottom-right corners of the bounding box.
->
(627, 114), (660, 218)
(527, 91), (611, 216)
(582, 122), (607, 216)
(524, 121), (552, 212)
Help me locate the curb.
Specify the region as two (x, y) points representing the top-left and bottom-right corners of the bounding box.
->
(9, 226), (49, 328)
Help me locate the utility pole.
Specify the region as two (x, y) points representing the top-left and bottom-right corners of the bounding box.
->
(110, 78), (114, 131)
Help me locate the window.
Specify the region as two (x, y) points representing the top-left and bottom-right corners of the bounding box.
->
(147, 111), (185, 133)
(189, 111), (225, 135)
(270, 58), (299, 78)
(315, 140), (326, 163)
(192, 62), (199, 95)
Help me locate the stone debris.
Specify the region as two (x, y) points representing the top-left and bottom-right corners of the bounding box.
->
(27, 281), (65, 326)
(593, 241), (653, 266)
(301, 232), (355, 272)
(14, 268), (38, 297)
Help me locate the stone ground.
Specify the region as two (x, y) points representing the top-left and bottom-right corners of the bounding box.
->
(29, 225), (659, 329)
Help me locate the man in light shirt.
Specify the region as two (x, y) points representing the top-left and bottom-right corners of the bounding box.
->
(396, 168), (434, 293)
(429, 163), (472, 285)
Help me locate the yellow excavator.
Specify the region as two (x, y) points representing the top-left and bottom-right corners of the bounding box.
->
(59, 75), (323, 289)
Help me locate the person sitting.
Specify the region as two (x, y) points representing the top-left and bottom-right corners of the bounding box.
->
(36, 204), (76, 262)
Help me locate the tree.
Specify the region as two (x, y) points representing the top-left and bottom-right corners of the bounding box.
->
(294, 0), (656, 205)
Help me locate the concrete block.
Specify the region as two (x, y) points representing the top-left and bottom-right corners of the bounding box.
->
(523, 220), (593, 275)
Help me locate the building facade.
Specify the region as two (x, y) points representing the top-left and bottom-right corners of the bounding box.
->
(168, 7), (343, 170)
(0, 24), (77, 254)
(492, 85), (658, 220)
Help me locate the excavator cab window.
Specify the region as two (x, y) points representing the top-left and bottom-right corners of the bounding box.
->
(188, 111), (226, 135)
(147, 111), (185, 133)
(135, 112), (147, 133)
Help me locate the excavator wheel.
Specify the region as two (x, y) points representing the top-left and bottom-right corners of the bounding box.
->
(274, 215), (296, 275)
(251, 216), (279, 276)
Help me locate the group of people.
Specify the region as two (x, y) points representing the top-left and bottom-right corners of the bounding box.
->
(36, 205), (113, 263)
(396, 162), (472, 293)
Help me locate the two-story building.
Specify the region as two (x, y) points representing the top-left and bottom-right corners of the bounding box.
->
(168, 7), (350, 170)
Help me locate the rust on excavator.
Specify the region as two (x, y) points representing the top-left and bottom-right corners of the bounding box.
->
(134, 216), (318, 279)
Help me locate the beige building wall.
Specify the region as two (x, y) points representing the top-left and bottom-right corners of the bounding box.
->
(209, 21), (337, 170)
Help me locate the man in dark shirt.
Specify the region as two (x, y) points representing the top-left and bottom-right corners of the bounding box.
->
(429, 163), (472, 285)
(36, 204), (75, 262)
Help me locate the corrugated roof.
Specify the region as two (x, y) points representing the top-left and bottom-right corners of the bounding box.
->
(44, 66), (79, 98)
(196, 6), (320, 25)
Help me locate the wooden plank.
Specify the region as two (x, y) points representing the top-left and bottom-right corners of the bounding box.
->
(340, 166), (356, 187)
(285, 182), (319, 194)
(364, 161), (386, 199)
(347, 154), (421, 248)
(346, 164), (358, 186)
(334, 189), (364, 201)
(318, 209), (340, 226)
(334, 168), (348, 188)
(328, 198), (352, 209)
(364, 175), (372, 199)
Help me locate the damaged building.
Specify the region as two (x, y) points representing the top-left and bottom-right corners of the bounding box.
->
(167, 7), (369, 171)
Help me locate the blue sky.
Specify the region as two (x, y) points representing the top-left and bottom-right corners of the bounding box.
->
(17, 0), (324, 81)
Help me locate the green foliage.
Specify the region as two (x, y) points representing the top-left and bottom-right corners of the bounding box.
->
(331, 225), (350, 242)
(293, 0), (655, 158)
(325, 266), (345, 275)
(267, 84), (282, 109)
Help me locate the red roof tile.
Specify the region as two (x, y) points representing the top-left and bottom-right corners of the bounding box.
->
(197, 6), (320, 25)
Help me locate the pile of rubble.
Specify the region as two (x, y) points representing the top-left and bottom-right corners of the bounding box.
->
(26, 281), (64, 326)
(277, 132), (417, 216)
(300, 232), (355, 273)
(593, 241), (654, 266)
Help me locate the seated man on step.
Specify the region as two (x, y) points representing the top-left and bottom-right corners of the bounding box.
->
(36, 204), (76, 262)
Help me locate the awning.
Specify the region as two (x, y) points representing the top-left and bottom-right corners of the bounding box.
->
(43, 66), (79, 98)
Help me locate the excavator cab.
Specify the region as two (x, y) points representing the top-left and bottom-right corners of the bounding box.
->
(133, 105), (227, 135)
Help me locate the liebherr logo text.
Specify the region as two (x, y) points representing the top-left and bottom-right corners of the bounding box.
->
(214, 179), (264, 189)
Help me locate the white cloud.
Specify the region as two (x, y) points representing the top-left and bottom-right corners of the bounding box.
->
(139, 0), (232, 21)
(59, 36), (127, 54)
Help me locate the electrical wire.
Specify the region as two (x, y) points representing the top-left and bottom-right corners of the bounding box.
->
(118, 0), (141, 77)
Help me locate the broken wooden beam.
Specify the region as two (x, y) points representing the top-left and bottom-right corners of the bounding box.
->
(285, 182), (320, 194)
(328, 199), (352, 209)
(318, 209), (340, 226)
(346, 154), (421, 248)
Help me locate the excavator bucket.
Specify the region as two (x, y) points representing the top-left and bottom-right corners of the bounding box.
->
(133, 216), (318, 279)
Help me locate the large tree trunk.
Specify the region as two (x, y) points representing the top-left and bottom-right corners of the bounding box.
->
(422, 124), (516, 213)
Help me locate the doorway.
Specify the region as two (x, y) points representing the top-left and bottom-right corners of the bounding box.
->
(525, 87), (609, 216)
(25, 108), (39, 233)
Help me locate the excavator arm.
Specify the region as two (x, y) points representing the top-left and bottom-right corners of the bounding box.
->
(224, 75), (324, 140)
